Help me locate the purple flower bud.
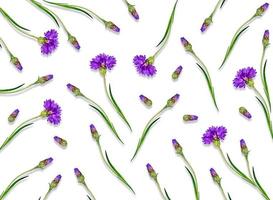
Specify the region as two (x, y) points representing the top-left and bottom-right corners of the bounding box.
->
(10, 56), (23, 71)
(74, 168), (85, 184)
(146, 163), (157, 179)
(256, 3), (269, 16)
(38, 157), (53, 169)
(200, 17), (212, 33)
(68, 35), (80, 50)
(239, 107), (252, 119)
(210, 168), (221, 184)
(180, 37), (193, 52)
(263, 30), (270, 47)
(105, 21), (120, 33)
(90, 124), (100, 141)
(49, 174), (62, 190)
(172, 66), (183, 80)
(67, 83), (82, 96)
(54, 136), (67, 147)
(172, 139), (183, 154)
(139, 95), (152, 107)
(8, 109), (20, 123)
(36, 74), (54, 84)
(183, 114), (198, 122)
(167, 94), (180, 107)
(128, 5), (139, 20)
(240, 139), (249, 157)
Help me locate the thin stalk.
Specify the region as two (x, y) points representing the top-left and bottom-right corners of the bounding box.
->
(0, 37), (12, 56)
(83, 183), (96, 200)
(42, 190), (50, 200)
(210, 0), (225, 17)
(219, 183), (228, 200)
(0, 83), (36, 95)
(122, 0), (130, 6)
(245, 156), (254, 181)
(96, 141), (110, 169)
(155, 180), (167, 200)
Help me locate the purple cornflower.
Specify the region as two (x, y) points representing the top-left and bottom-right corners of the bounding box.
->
(200, 17), (212, 33)
(210, 168), (221, 184)
(90, 124), (100, 141)
(233, 67), (257, 88)
(263, 30), (270, 47)
(74, 168), (85, 184)
(105, 21), (120, 33)
(67, 83), (82, 96)
(54, 136), (67, 147)
(180, 37), (193, 52)
(36, 74), (54, 84)
(240, 139), (249, 156)
(10, 56), (22, 71)
(42, 99), (61, 125)
(38, 157), (53, 169)
(202, 126), (227, 146)
(172, 66), (183, 80)
(139, 95), (152, 107)
(90, 53), (116, 75)
(239, 107), (252, 119)
(68, 35), (80, 50)
(49, 175), (62, 190)
(38, 29), (58, 55)
(146, 163), (157, 179)
(167, 94), (180, 107)
(8, 109), (20, 123)
(183, 114), (198, 122)
(133, 55), (157, 77)
(172, 139), (183, 154)
(128, 5), (139, 20)
(256, 3), (269, 16)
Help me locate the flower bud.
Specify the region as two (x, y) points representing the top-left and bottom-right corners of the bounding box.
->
(262, 30), (269, 48)
(74, 168), (85, 184)
(68, 35), (80, 50)
(36, 75), (54, 84)
(172, 139), (183, 154)
(90, 124), (100, 141)
(139, 95), (152, 107)
(105, 21), (120, 33)
(167, 94), (180, 107)
(128, 5), (139, 20)
(38, 157), (53, 169)
(172, 66), (183, 80)
(255, 3), (269, 16)
(67, 83), (82, 96)
(183, 114), (198, 122)
(180, 37), (193, 52)
(239, 107), (252, 119)
(200, 17), (212, 33)
(210, 168), (221, 184)
(54, 136), (67, 147)
(146, 163), (157, 180)
(10, 56), (23, 71)
(49, 175), (62, 190)
(240, 139), (249, 157)
(8, 109), (20, 123)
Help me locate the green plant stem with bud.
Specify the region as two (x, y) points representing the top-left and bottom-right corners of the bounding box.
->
(218, 183), (228, 200)
(155, 180), (168, 200)
(0, 37), (13, 57)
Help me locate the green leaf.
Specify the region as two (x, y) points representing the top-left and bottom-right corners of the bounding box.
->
(220, 0), (226, 8)
(226, 154), (254, 185)
(0, 83), (25, 92)
(87, 195), (92, 200)
(252, 167), (270, 200)
(43, 1), (93, 19)
(228, 193), (232, 200)
(256, 97), (273, 138)
(131, 117), (160, 161)
(0, 176), (28, 198)
(156, 0), (178, 47)
(0, 8), (30, 31)
(89, 105), (123, 144)
(185, 167), (199, 200)
(0, 123), (33, 151)
(196, 63), (218, 110)
(108, 84), (132, 131)
(262, 60), (271, 111)
(219, 26), (249, 69)
(164, 188), (172, 200)
(105, 151), (135, 194)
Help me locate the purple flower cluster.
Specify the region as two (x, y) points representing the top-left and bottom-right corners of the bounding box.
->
(133, 55), (157, 76)
(233, 67), (257, 88)
(38, 29), (59, 55)
(43, 99), (62, 125)
(202, 126), (227, 145)
(90, 53), (116, 72)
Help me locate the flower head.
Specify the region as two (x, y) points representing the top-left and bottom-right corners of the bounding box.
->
(183, 114), (198, 122)
(172, 139), (183, 154)
(133, 55), (157, 77)
(202, 126), (227, 146)
(38, 157), (53, 169)
(233, 67), (257, 88)
(239, 107), (252, 119)
(200, 17), (212, 33)
(36, 74), (54, 84)
(68, 35), (80, 50)
(74, 168), (85, 184)
(105, 21), (120, 33)
(10, 56), (22, 71)
(67, 83), (82, 96)
(128, 5), (139, 20)
(180, 37), (193, 52)
(90, 53), (116, 75)
(210, 168), (221, 184)
(41, 99), (61, 125)
(146, 163), (157, 179)
(263, 30), (270, 48)
(90, 124), (100, 141)
(49, 175), (62, 190)
(54, 136), (67, 147)
(167, 94), (180, 107)
(8, 109), (20, 123)
(256, 3), (269, 16)
(240, 139), (249, 157)
(172, 66), (183, 80)
(38, 29), (58, 55)
(139, 95), (152, 107)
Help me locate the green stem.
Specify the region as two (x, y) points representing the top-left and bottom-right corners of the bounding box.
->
(42, 190), (51, 200)
(0, 82), (36, 95)
(253, 87), (271, 117)
(96, 140), (110, 169)
(245, 156), (254, 181)
(155, 180), (168, 200)
(122, 0), (130, 6)
(210, 0), (225, 18)
(83, 183), (96, 200)
(0, 37), (13, 56)
(218, 183), (228, 200)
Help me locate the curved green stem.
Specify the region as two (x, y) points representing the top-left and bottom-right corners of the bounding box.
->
(83, 183), (96, 200)
(96, 140), (110, 169)
(218, 183), (228, 200)
(0, 37), (13, 56)
(155, 180), (168, 200)
(210, 0), (225, 17)
(122, 0), (130, 6)
(245, 156), (254, 181)
(0, 83), (36, 95)
(42, 190), (51, 200)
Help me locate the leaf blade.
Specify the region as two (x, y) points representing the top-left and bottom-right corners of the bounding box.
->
(252, 167), (270, 199)
(164, 188), (172, 200)
(0, 83), (25, 92)
(185, 166), (199, 199)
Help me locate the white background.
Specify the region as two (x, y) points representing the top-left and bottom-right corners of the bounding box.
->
(0, 0), (273, 199)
